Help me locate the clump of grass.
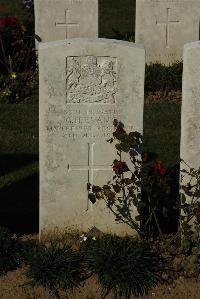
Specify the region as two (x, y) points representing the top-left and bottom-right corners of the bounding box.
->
(81, 234), (162, 299)
(26, 240), (89, 298)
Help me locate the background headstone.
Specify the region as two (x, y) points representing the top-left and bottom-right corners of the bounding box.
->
(39, 38), (145, 234)
(135, 0), (200, 65)
(181, 41), (200, 173)
(34, 0), (98, 42)
(180, 41), (200, 224)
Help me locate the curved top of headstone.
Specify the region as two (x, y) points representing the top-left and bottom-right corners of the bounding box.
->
(183, 40), (200, 50)
(35, 0), (98, 42)
(38, 38), (145, 51)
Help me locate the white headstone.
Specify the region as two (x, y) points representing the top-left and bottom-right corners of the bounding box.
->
(39, 38), (145, 235)
(181, 41), (200, 178)
(34, 0), (98, 42)
(135, 0), (200, 65)
(180, 41), (200, 228)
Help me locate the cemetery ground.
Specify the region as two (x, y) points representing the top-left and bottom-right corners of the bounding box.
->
(1, 98), (200, 298)
(0, 1), (199, 297)
(0, 231), (199, 299)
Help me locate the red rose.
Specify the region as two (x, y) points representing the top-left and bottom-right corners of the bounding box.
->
(0, 17), (7, 29)
(9, 16), (17, 26)
(194, 207), (200, 223)
(112, 159), (128, 174)
(114, 127), (126, 134)
(154, 160), (166, 176)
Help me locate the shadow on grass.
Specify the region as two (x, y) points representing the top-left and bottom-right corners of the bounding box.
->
(0, 154), (38, 176)
(0, 154), (39, 235)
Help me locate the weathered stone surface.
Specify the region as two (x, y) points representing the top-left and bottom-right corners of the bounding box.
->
(39, 38), (145, 235)
(180, 41), (200, 225)
(135, 0), (200, 65)
(34, 0), (98, 42)
(181, 41), (200, 173)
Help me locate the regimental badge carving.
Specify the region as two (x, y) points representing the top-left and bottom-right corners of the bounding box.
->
(66, 56), (118, 104)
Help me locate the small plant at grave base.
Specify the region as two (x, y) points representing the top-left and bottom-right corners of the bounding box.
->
(25, 241), (89, 298)
(180, 160), (200, 241)
(80, 234), (163, 299)
(0, 226), (24, 274)
(87, 119), (178, 238)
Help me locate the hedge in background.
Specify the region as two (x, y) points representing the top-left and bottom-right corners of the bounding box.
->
(145, 61), (183, 93)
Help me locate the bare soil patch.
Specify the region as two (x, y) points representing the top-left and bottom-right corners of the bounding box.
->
(1, 232), (199, 299)
(0, 266), (199, 299)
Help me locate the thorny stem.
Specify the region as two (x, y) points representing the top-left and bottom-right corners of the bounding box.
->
(147, 192), (163, 237)
(152, 208), (163, 236)
(0, 35), (9, 73)
(107, 201), (140, 233)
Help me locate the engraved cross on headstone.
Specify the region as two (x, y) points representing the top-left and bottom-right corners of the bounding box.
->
(156, 8), (180, 48)
(67, 143), (112, 210)
(55, 9), (79, 39)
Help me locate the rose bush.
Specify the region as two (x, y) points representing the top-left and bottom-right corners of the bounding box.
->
(87, 120), (199, 240)
(0, 3), (37, 103)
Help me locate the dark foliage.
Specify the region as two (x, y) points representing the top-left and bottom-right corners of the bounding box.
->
(145, 61), (183, 93)
(26, 241), (89, 297)
(0, 226), (24, 274)
(81, 235), (162, 299)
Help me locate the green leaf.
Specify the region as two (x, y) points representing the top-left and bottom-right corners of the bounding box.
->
(115, 142), (130, 152)
(135, 215), (140, 221)
(112, 184), (121, 193)
(106, 138), (114, 143)
(92, 185), (102, 193)
(88, 193), (96, 204)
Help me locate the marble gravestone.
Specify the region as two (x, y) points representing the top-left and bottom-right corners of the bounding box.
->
(34, 0), (98, 42)
(180, 41), (200, 215)
(135, 0), (200, 65)
(39, 39), (145, 234)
